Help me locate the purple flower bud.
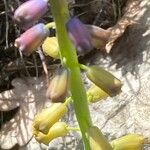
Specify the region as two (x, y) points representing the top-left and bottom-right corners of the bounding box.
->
(15, 23), (49, 56)
(66, 18), (93, 55)
(14, 0), (48, 29)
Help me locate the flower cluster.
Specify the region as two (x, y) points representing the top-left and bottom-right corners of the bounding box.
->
(13, 0), (129, 148)
(32, 102), (70, 145)
(14, 0), (111, 58)
(14, 0), (49, 55)
(14, 0), (94, 57)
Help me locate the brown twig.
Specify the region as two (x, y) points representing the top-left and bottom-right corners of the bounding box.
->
(37, 47), (49, 86)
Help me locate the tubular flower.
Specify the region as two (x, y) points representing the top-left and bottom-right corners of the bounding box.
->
(33, 103), (68, 134)
(85, 25), (111, 49)
(14, 0), (48, 29)
(66, 17), (93, 55)
(86, 65), (122, 97)
(46, 68), (70, 102)
(110, 134), (147, 150)
(33, 122), (69, 145)
(15, 23), (49, 56)
(87, 84), (109, 103)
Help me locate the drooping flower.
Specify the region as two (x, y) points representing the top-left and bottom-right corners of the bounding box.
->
(85, 25), (111, 49)
(66, 17), (93, 55)
(33, 103), (68, 134)
(86, 65), (122, 97)
(15, 23), (49, 56)
(110, 134), (147, 150)
(14, 0), (48, 29)
(33, 122), (69, 145)
(87, 84), (109, 103)
(46, 67), (70, 102)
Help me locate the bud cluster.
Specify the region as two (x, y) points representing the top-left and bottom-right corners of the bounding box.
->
(14, 0), (110, 57)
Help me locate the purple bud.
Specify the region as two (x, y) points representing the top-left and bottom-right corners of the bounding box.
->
(66, 18), (93, 55)
(15, 23), (49, 56)
(14, 0), (48, 29)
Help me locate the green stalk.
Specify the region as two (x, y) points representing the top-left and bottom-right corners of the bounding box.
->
(50, 0), (92, 149)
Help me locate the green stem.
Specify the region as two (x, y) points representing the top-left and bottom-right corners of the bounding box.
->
(67, 127), (80, 132)
(79, 64), (89, 71)
(50, 0), (92, 149)
(64, 97), (72, 105)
